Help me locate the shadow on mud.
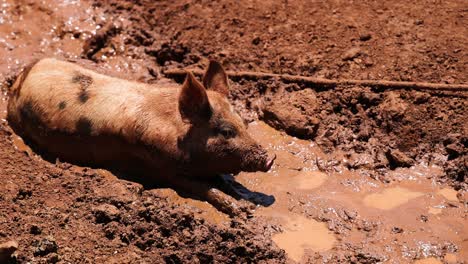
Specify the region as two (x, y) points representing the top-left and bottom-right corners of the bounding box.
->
(106, 168), (276, 217)
(7, 118), (275, 215)
(219, 174), (275, 207)
(112, 169), (276, 210)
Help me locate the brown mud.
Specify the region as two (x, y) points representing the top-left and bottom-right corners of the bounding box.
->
(0, 0), (466, 263)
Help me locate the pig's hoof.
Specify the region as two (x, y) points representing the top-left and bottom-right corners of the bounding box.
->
(207, 188), (255, 218)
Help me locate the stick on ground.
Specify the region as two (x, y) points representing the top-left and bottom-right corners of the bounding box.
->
(164, 68), (468, 92)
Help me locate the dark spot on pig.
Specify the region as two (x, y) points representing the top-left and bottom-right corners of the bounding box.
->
(72, 72), (92, 103)
(20, 101), (43, 127)
(58, 101), (66, 110)
(76, 117), (93, 136)
(72, 72), (93, 88)
(78, 90), (89, 103)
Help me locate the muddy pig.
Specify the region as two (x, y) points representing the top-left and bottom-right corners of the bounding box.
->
(7, 58), (275, 215)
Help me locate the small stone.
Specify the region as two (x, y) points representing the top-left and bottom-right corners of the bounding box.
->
(93, 204), (121, 224)
(0, 240), (18, 263)
(386, 149), (414, 168)
(363, 58), (374, 67)
(414, 19), (424, 25)
(446, 143), (463, 158)
(48, 253), (60, 263)
(359, 33), (372, 41)
(15, 189), (32, 200)
(344, 210), (357, 220)
(34, 236), (58, 256)
(103, 222), (120, 240)
(252, 36), (261, 45)
(413, 92), (430, 104)
(30, 225), (42, 235)
(342, 47), (362, 60)
(391, 227), (403, 233)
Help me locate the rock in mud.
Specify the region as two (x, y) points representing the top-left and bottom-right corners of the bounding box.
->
(359, 33), (372, 41)
(386, 149), (414, 168)
(33, 236), (58, 256)
(48, 253), (60, 263)
(379, 92), (408, 120)
(93, 204), (121, 224)
(29, 225), (42, 235)
(0, 240), (18, 263)
(262, 89), (320, 139)
(93, 180), (142, 205)
(342, 47), (362, 60)
(444, 157), (467, 183)
(445, 143), (463, 158)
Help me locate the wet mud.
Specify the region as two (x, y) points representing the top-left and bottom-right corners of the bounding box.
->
(0, 0), (467, 263)
(234, 121), (467, 263)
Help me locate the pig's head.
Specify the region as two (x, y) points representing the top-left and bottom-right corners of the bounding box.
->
(177, 61), (275, 177)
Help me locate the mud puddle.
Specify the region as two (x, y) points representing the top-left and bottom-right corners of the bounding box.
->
(271, 215), (336, 262)
(229, 121), (466, 262)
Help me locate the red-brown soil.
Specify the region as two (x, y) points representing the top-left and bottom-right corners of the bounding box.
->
(0, 0), (466, 263)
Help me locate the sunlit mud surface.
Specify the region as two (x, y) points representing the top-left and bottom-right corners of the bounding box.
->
(272, 215), (336, 262)
(363, 187), (423, 210)
(229, 121), (466, 263)
(0, 0), (466, 263)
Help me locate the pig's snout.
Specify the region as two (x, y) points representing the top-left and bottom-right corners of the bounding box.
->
(261, 153), (276, 172)
(240, 143), (276, 172)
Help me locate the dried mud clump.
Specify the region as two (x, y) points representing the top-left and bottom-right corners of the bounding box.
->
(262, 88), (320, 139)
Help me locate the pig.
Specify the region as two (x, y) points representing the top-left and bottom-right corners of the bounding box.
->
(7, 58), (275, 216)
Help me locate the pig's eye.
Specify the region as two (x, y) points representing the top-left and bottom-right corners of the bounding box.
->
(217, 126), (237, 139)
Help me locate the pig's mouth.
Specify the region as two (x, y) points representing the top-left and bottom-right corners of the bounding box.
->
(262, 154), (276, 171)
(241, 153), (276, 172)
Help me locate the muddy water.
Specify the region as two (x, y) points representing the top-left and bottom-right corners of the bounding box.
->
(271, 215), (336, 262)
(230, 121), (467, 263)
(363, 187), (423, 210)
(438, 188), (459, 202)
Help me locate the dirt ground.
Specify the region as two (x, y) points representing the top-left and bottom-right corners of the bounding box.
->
(0, 0), (466, 263)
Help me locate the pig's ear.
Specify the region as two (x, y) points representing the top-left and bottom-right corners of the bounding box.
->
(202, 60), (229, 96)
(179, 71), (212, 122)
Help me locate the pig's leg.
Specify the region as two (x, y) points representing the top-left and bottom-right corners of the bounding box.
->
(165, 176), (254, 217)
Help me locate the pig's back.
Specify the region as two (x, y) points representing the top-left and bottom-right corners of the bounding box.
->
(7, 58), (156, 166)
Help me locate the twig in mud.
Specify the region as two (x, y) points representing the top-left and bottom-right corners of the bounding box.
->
(163, 68), (468, 92)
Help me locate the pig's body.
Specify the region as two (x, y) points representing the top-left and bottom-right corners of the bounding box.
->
(9, 59), (191, 176)
(7, 58), (274, 215)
